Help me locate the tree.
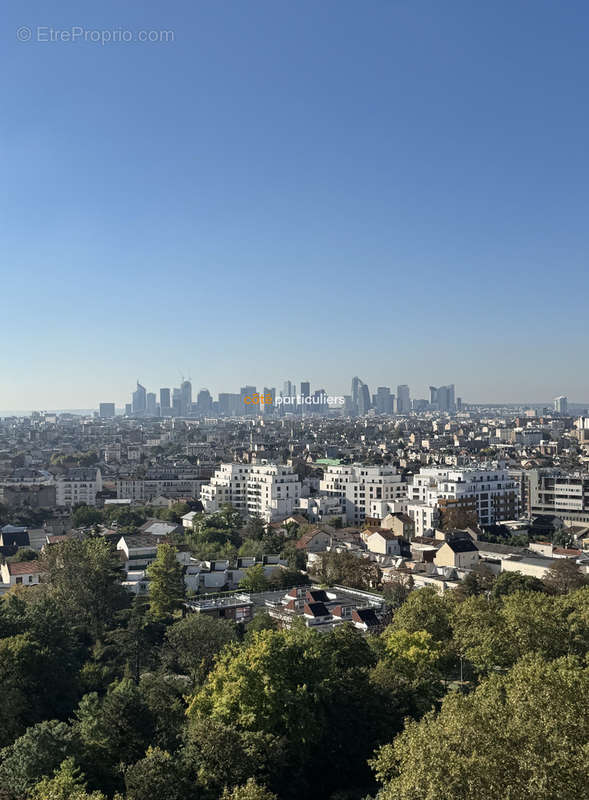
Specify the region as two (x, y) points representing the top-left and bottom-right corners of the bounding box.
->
(453, 564), (495, 601)
(124, 747), (191, 800)
(371, 655), (589, 800)
(439, 506), (478, 532)
(0, 720), (74, 798)
(383, 573), (414, 610)
(391, 587), (452, 643)
(243, 515), (267, 541)
(162, 612), (237, 685)
(221, 779), (277, 800)
(45, 538), (129, 636)
(74, 679), (155, 792)
(147, 544), (185, 619)
(239, 564), (269, 594)
(543, 558), (588, 594)
(72, 506), (103, 528)
(30, 758), (107, 800)
(491, 571), (546, 599)
(316, 551), (381, 590)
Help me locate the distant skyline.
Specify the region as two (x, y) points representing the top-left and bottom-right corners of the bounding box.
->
(3, 0), (589, 408)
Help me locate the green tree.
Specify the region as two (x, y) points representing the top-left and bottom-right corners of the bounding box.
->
(162, 612), (237, 685)
(543, 558), (588, 594)
(46, 538), (128, 637)
(72, 505), (104, 528)
(371, 655), (589, 800)
(147, 544), (185, 619)
(124, 747), (191, 800)
(239, 564), (269, 593)
(491, 571), (546, 599)
(383, 573), (414, 610)
(221, 778), (277, 800)
(30, 758), (107, 800)
(391, 587), (452, 643)
(0, 720), (74, 798)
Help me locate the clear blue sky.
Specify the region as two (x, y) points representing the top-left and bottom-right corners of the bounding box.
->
(2, 0), (589, 409)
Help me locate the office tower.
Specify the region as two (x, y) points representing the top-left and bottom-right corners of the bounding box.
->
(172, 388), (181, 416)
(146, 393), (157, 415)
(132, 382), (146, 414)
(358, 383), (371, 414)
(197, 389), (213, 415)
(396, 384), (411, 414)
(456, 397), (463, 411)
(351, 376), (362, 410)
(283, 380), (294, 399)
(159, 388), (171, 416)
(124, 403), (132, 416)
(180, 380), (192, 416)
(300, 381), (310, 399)
(375, 387), (394, 414)
(430, 384), (456, 412)
(99, 403), (115, 419)
(240, 386), (256, 415)
(554, 396), (568, 415)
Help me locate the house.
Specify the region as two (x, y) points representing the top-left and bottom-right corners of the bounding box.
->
(434, 534), (479, 569)
(295, 528), (332, 552)
(0, 525), (30, 549)
(139, 519), (182, 537)
(380, 512), (415, 539)
(181, 511), (198, 529)
(364, 528), (402, 557)
(352, 607), (381, 631)
(0, 560), (48, 587)
(117, 534), (168, 571)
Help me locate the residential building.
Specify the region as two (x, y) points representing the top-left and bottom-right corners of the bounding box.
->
(319, 464), (407, 525)
(200, 463), (302, 522)
(406, 465), (518, 532)
(55, 468), (103, 506)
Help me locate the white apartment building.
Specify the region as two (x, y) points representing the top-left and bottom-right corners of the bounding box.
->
(405, 465), (519, 536)
(319, 465), (407, 525)
(200, 463), (301, 522)
(55, 468), (103, 507)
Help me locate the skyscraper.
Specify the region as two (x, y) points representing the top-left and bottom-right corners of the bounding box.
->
(180, 380), (192, 416)
(554, 396), (568, 415)
(146, 392), (157, 415)
(159, 388), (171, 416)
(351, 377), (362, 411)
(132, 382), (146, 414)
(358, 383), (371, 414)
(375, 387), (394, 414)
(300, 381), (310, 399)
(396, 384), (411, 414)
(197, 389), (213, 415)
(99, 403), (115, 419)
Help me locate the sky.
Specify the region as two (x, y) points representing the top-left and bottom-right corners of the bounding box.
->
(2, 0), (589, 410)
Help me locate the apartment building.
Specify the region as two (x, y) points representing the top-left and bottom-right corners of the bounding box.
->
(200, 463), (301, 522)
(405, 465), (519, 535)
(55, 468), (103, 507)
(116, 470), (206, 501)
(319, 464), (407, 525)
(527, 469), (589, 525)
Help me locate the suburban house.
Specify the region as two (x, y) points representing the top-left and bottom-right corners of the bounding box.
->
(0, 559), (48, 587)
(379, 512), (415, 539)
(434, 534), (479, 569)
(364, 528), (403, 556)
(296, 528), (332, 552)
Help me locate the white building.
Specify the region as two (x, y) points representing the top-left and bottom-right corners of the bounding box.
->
(55, 468), (102, 507)
(319, 464), (407, 525)
(405, 465), (519, 535)
(200, 463), (301, 522)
